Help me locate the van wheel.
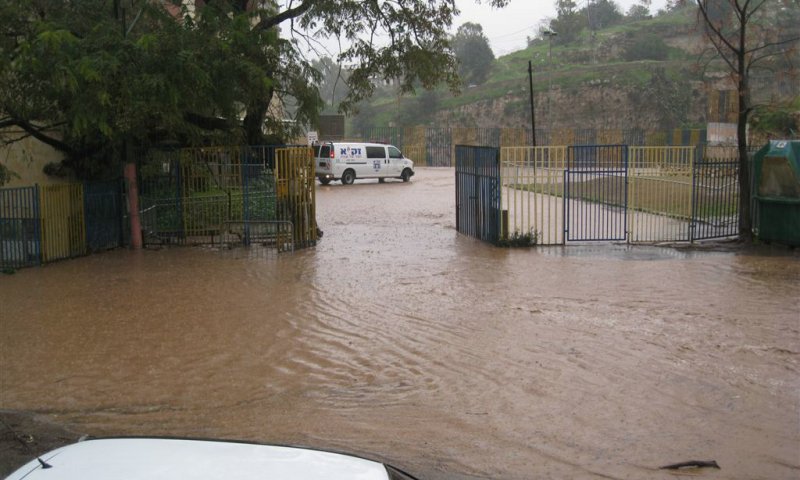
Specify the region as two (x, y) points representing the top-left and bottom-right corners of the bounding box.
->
(319, 178), (331, 185)
(341, 169), (355, 185)
(401, 169), (412, 182)
(378, 178), (385, 183)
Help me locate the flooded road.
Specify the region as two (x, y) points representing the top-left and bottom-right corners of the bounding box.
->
(1, 168), (799, 479)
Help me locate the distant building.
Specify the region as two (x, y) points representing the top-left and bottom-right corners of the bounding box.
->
(707, 122), (739, 146)
(317, 115), (346, 141)
(706, 84), (739, 145)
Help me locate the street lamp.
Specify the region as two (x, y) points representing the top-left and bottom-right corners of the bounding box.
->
(543, 30), (557, 64)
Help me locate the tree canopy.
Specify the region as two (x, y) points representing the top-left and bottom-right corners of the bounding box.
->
(626, 0), (652, 20)
(0, 0), (508, 178)
(451, 22), (495, 86)
(547, 0), (626, 46)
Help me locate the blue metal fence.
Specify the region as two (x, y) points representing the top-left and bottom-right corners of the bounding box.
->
(84, 180), (124, 252)
(1, 181), (126, 270)
(564, 145), (629, 242)
(455, 145), (502, 244)
(0, 186), (41, 269)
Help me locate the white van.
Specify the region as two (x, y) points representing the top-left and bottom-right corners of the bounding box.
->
(314, 142), (415, 185)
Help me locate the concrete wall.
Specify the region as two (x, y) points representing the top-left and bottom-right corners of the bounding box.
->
(1, 128), (70, 188)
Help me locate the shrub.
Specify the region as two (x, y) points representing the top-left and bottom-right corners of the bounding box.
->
(623, 32), (669, 61)
(497, 229), (538, 248)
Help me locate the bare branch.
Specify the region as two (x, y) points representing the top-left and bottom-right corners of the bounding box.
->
(705, 32), (739, 72)
(0, 115), (73, 154)
(748, 43), (799, 73)
(748, 35), (800, 56)
(743, 0), (768, 22)
(697, 0), (741, 56)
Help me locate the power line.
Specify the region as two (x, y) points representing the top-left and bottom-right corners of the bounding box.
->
(487, 24), (539, 41)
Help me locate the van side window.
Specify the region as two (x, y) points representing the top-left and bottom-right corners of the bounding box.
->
(388, 146), (403, 159)
(319, 146), (330, 158)
(366, 146), (386, 159)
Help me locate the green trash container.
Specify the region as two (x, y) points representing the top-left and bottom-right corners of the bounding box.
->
(752, 140), (800, 246)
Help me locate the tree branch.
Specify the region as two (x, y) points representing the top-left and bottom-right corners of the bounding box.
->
(697, 1), (741, 56)
(747, 38), (800, 73)
(256, 0), (315, 31)
(183, 112), (234, 131)
(743, 0), (768, 23)
(747, 35), (800, 56)
(1, 116), (74, 155)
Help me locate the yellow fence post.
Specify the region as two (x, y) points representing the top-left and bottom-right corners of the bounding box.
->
(276, 147), (316, 249)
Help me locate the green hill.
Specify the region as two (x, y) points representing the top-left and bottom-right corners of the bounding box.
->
(347, 6), (796, 134)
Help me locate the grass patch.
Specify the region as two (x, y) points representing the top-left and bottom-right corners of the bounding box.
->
(507, 174), (738, 219)
(498, 229), (538, 248)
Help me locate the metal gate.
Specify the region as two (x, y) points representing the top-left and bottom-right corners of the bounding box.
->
(564, 145), (628, 241)
(690, 159), (739, 241)
(84, 179), (124, 252)
(275, 147), (317, 249)
(455, 145), (502, 244)
(0, 186), (41, 269)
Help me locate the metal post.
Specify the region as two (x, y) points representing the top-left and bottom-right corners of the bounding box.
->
(543, 30), (557, 126)
(124, 162), (142, 249)
(528, 60), (537, 147)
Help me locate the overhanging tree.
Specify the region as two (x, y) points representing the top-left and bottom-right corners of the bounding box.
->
(0, 0), (509, 178)
(696, 0), (800, 241)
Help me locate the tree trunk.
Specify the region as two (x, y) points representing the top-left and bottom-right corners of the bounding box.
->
(737, 105), (752, 242)
(242, 86), (276, 145)
(736, 18), (753, 242)
(243, 101), (268, 146)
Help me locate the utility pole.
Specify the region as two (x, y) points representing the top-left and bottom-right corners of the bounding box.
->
(543, 30), (557, 123)
(528, 60), (536, 147)
(587, 0), (597, 63)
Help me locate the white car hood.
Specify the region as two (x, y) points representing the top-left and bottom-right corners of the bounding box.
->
(6, 438), (390, 480)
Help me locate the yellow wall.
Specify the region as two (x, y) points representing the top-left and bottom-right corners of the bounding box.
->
(1, 128), (70, 187)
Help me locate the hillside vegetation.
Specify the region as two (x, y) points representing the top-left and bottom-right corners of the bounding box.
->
(348, 5), (797, 134)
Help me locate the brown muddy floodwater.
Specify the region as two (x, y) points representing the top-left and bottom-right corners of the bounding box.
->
(1, 167), (799, 479)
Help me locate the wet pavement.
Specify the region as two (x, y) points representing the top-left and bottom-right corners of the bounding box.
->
(1, 167), (798, 479)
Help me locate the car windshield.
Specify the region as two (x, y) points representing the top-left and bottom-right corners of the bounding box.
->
(388, 146), (402, 158)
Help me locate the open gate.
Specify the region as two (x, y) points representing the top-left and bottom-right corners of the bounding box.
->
(690, 159), (739, 241)
(455, 145), (502, 244)
(564, 145), (628, 241)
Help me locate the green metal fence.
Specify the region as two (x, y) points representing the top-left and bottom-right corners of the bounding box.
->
(138, 146), (315, 251)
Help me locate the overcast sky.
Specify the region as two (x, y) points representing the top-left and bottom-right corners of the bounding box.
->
(299, 0), (672, 61)
(454, 0), (671, 56)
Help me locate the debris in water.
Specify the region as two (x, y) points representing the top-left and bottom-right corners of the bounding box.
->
(659, 460), (721, 470)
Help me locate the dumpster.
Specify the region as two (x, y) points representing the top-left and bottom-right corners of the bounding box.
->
(752, 140), (800, 246)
